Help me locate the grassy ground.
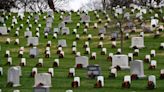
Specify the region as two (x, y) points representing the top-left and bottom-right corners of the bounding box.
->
(0, 9), (164, 92)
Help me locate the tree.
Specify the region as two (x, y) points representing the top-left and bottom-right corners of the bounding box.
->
(79, 0), (102, 11)
(0, 0), (16, 11)
(102, 0), (110, 10)
(47, 0), (69, 11)
(15, 0), (34, 12)
(29, 0), (48, 12)
(48, 0), (55, 11)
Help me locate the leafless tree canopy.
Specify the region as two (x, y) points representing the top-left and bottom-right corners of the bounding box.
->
(0, 0), (15, 11)
(0, 0), (164, 12)
(0, 0), (69, 12)
(101, 0), (164, 10)
(79, 0), (102, 11)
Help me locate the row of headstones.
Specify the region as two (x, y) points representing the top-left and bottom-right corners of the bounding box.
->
(2, 65), (164, 91)
(1, 5), (163, 24)
(2, 51), (157, 72)
(3, 35), (160, 61)
(1, 17), (163, 40)
(0, 20), (111, 37)
(2, 30), (146, 46)
(1, 12), (162, 38)
(3, 39), (127, 59)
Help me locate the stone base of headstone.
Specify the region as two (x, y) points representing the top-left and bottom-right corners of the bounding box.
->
(147, 81), (155, 89)
(122, 81), (130, 88)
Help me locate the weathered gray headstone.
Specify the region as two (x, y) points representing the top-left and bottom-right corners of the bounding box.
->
(58, 39), (67, 47)
(0, 27), (8, 35)
(27, 37), (39, 46)
(75, 56), (89, 68)
(130, 60), (145, 78)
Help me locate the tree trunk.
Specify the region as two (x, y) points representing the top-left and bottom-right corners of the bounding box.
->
(48, 0), (55, 11)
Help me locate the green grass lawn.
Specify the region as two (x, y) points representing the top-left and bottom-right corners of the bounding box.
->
(0, 9), (164, 92)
